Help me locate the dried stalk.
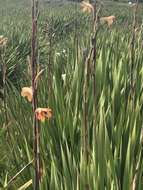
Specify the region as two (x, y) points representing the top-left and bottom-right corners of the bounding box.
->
(31, 0), (40, 189)
(83, 48), (92, 163)
(130, 0), (138, 101)
(48, 36), (53, 100)
(45, 19), (54, 102)
(83, 0), (100, 164)
(74, 2), (79, 65)
(92, 1), (99, 131)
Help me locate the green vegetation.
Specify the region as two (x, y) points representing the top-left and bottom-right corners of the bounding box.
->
(0, 0), (143, 189)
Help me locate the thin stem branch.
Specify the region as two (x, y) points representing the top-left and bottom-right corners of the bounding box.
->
(31, 0), (40, 189)
(83, 49), (92, 163)
(92, 1), (99, 130)
(130, 0), (138, 101)
(83, 0), (100, 164)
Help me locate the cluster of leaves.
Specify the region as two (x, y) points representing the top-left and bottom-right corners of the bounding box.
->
(0, 0), (143, 189)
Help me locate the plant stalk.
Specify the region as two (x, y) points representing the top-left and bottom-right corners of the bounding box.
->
(83, 0), (100, 163)
(92, 1), (98, 130)
(130, 0), (138, 101)
(31, 0), (40, 189)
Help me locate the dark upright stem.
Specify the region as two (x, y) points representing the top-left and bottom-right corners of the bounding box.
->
(130, 0), (138, 101)
(83, 0), (100, 164)
(31, 0), (40, 189)
(92, 1), (97, 130)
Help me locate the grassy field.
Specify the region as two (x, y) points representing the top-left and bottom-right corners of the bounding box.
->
(0, 0), (143, 189)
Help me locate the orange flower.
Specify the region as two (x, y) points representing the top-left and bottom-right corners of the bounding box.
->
(80, 1), (94, 14)
(0, 35), (8, 46)
(21, 87), (33, 102)
(35, 108), (52, 122)
(100, 15), (116, 27)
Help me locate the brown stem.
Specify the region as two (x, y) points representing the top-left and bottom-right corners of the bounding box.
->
(130, 0), (138, 101)
(48, 37), (53, 100)
(83, 1), (100, 163)
(92, 1), (97, 130)
(31, 0), (40, 189)
(74, 2), (79, 65)
(45, 20), (53, 103)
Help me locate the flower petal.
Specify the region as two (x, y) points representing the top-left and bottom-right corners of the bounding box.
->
(21, 87), (33, 102)
(80, 1), (94, 14)
(35, 108), (52, 122)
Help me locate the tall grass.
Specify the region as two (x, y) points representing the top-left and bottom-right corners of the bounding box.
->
(0, 0), (143, 189)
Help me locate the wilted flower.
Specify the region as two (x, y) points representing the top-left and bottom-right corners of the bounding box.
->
(80, 1), (94, 14)
(35, 108), (52, 122)
(21, 87), (33, 102)
(100, 15), (116, 27)
(0, 35), (8, 46)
